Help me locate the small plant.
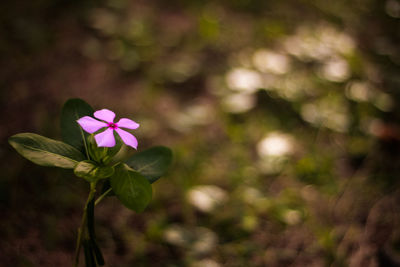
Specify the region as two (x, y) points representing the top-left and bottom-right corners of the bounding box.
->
(8, 98), (172, 266)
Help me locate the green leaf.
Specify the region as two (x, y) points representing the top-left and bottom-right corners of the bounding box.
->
(9, 133), (85, 169)
(60, 98), (94, 156)
(74, 160), (114, 182)
(110, 163), (152, 213)
(125, 146), (173, 183)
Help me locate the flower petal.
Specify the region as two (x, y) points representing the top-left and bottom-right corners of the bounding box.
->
(115, 128), (138, 149)
(77, 116), (107, 134)
(95, 128), (116, 147)
(94, 109), (115, 123)
(116, 118), (140, 129)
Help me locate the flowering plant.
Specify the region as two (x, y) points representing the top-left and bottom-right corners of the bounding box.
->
(8, 98), (172, 266)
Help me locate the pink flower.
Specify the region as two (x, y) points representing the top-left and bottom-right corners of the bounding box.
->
(77, 109), (139, 149)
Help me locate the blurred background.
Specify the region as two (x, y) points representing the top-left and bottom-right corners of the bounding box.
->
(1, 0), (400, 266)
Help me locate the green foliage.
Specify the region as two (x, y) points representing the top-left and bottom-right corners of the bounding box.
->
(8, 133), (85, 169)
(8, 98), (172, 266)
(60, 98), (94, 155)
(87, 134), (122, 165)
(110, 163), (153, 213)
(74, 160), (114, 182)
(125, 146), (173, 183)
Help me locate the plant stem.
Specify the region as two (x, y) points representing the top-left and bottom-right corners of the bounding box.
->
(74, 182), (97, 267)
(95, 188), (112, 206)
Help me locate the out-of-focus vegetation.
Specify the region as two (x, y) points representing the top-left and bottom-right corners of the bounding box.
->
(1, 0), (400, 266)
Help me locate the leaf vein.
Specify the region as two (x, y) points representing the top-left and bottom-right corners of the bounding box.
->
(18, 144), (79, 163)
(136, 158), (161, 172)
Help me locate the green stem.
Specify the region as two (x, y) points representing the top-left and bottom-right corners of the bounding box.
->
(74, 182), (97, 267)
(95, 188), (112, 206)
